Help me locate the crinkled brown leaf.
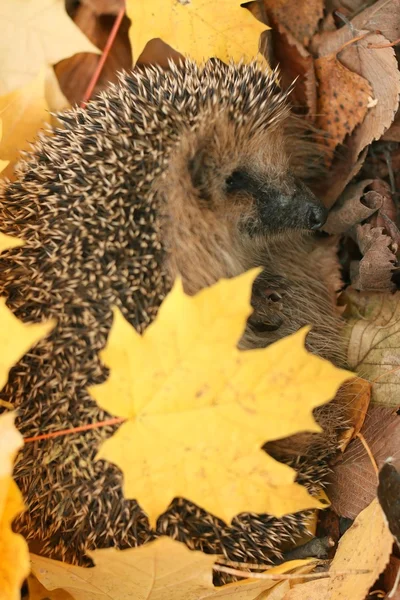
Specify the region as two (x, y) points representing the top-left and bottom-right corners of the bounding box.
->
(343, 288), (400, 405)
(351, 224), (396, 292)
(313, 0), (400, 54)
(323, 180), (379, 234)
(263, 0), (324, 47)
(315, 53), (372, 161)
(314, 30), (400, 205)
(267, 22), (316, 116)
(328, 406), (400, 519)
(335, 377), (371, 451)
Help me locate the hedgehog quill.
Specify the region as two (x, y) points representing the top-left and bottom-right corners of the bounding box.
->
(0, 60), (345, 576)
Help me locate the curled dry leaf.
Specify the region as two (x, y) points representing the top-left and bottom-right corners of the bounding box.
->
(269, 22), (317, 116)
(323, 179), (379, 234)
(284, 498), (394, 600)
(90, 271), (352, 527)
(30, 537), (313, 600)
(378, 461), (400, 544)
(126, 0), (268, 66)
(334, 377), (371, 451)
(343, 288), (400, 406)
(327, 406), (400, 519)
(315, 53), (372, 162)
(0, 0), (99, 95)
(314, 29), (400, 205)
(312, 0), (400, 54)
(263, 0), (324, 47)
(351, 224), (397, 292)
(0, 413), (29, 600)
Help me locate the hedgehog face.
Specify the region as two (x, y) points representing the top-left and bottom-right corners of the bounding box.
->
(187, 124), (327, 237)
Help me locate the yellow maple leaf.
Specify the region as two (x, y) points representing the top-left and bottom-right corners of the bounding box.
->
(0, 413), (29, 600)
(0, 0), (99, 95)
(285, 497), (394, 600)
(126, 0), (268, 64)
(90, 270), (352, 527)
(30, 537), (313, 600)
(0, 298), (55, 391)
(0, 122), (9, 174)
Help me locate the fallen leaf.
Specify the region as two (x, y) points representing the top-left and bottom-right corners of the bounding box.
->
(343, 288), (400, 405)
(263, 0), (324, 47)
(90, 271), (352, 527)
(0, 413), (29, 600)
(314, 53), (372, 161)
(0, 298), (55, 391)
(0, 0), (99, 94)
(335, 377), (371, 451)
(28, 575), (74, 600)
(322, 180), (379, 234)
(351, 224), (396, 291)
(30, 537), (313, 600)
(284, 498), (393, 600)
(0, 70), (51, 174)
(313, 27), (400, 205)
(378, 461), (400, 544)
(126, 0), (268, 66)
(328, 406), (399, 518)
(269, 22), (317, 117)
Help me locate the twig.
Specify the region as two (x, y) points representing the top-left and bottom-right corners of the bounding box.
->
(80, 3), (126, 107)
(356, 431), (379, 477)
(23, 417), (125, 443)
(213, 565), (370, 580)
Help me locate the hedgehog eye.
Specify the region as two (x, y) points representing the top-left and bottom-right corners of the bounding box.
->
(225, 170), (248, 192)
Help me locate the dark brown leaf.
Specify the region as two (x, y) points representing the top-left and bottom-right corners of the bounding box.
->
(327, 406), (400, 519)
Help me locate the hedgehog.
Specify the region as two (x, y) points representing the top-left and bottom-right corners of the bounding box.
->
(0, 60), (345, 576)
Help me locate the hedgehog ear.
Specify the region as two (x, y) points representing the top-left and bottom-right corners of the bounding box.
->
(188, 148), (210, 200)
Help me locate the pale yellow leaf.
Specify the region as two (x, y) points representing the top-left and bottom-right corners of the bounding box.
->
(284, 498), (393, 600)
(30, 538), (313, 600)
(0, 122), (8, 174)
(0, 0), (99, 95)
(0, 413), (29, 600)
(0, 70), (51, 173)
(0, 298), (55, 391)
(126, 0), (268, 65)
(90, 270), (352, 526)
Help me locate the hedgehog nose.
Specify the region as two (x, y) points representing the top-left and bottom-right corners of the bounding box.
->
(307, 204), (328, 230)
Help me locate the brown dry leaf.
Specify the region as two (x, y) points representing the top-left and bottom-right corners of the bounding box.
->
(263, 0), (324, 47)
(323, 179), (380, 234)
(269, 22), (316, 116)
(339, 33), (400, 155)
(335, 377), (371, 451)
(327, 406), (399, 519)
(343, 288), (400, 406)
(0, 0), (99, 95)
(284, 498), (393, 600)
(313, 0), (400, 55)
(31, 537), (313, 600)
(351, 224), (396, 292)
(314, 53), (372, 160)
(314, 29), (400, 205)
